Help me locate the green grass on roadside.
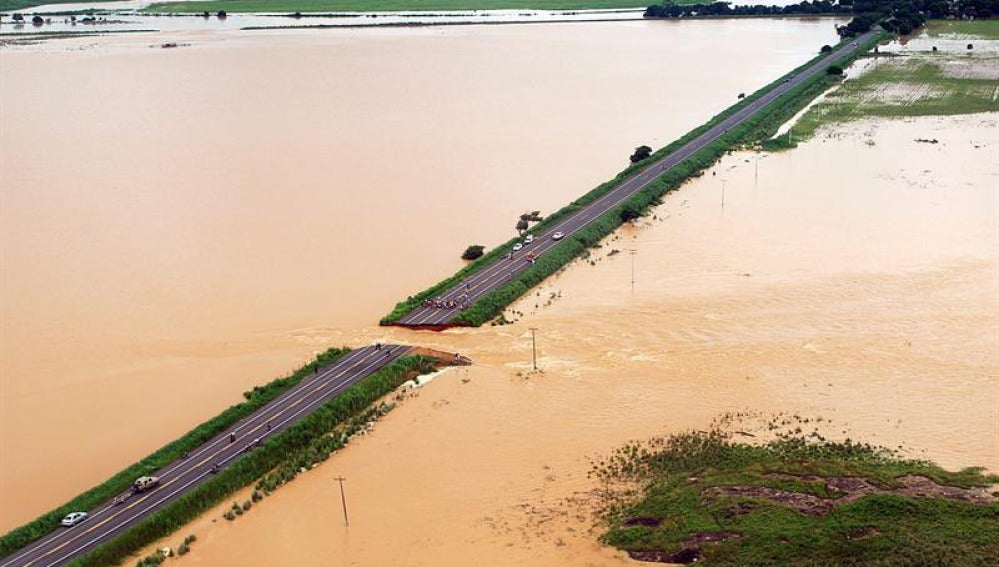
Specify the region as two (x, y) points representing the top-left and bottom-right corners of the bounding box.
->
(596, 428), (999, 566)
(925, 18), (999, 40)
(0, 347), (350, 559)
(143, 0), (662, 14)
(783, 55), (998, 141)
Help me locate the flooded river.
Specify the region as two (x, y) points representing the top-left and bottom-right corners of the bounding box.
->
(0, 18), (845, 530)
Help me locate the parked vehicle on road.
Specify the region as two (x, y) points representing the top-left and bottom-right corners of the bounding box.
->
(512, 243), (523, 252)
(61, 512), (88, 527)
(132, 476), (160, 493)
(524, 234), (534, 244)
(552, 231), (564, 241)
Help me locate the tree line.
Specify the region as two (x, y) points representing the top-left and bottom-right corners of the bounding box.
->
(645, 0), (999, 37)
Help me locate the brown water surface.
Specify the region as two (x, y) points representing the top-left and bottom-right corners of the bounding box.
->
(0, 19), (843, 529)
(148, 114), (998, 567)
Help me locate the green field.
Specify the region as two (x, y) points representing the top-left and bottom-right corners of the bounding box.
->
(0, 0), (116, 11)
(142, 0), (665, 14)
(785, 55), (998, 141)
(926, 18), (999, 40)
(595, 426), (999, 566)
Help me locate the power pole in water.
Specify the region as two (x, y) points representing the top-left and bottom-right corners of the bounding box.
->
(529, 327), (538, 370)
(754, 151), (759, 188)
(334, 476), (349, 527)
(628, 249), (637, 291)
(721, 179), (727, 209)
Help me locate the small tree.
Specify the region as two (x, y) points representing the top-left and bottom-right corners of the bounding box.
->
(620, 203), (642, 222)
(820, 44), (832, 53)
(515, 219), (529, 234)
(461, 245), (485, 261)
(826, 65), (844, 76)
(630, 145), (652, 163)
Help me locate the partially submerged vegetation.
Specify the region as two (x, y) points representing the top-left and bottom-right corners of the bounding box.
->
(0, 0), (113, 11)
(593, 421), (999, 565)
(926, 18), (999, 40)
(65, 355), (441, 567)
(768, 20), (999, 146)
(791, 56), (998, 140)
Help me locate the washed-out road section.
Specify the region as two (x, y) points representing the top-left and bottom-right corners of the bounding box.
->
(395, 32), (877, 328)
(1, 345), (411, 567)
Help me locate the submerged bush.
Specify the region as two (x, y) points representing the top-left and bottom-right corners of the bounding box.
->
(461, 245), (485, 261)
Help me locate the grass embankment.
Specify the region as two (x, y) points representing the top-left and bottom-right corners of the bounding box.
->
(388, 32), (881, 327)
(594, 428), (999, 566)
(0, 348), (352, 559)
(142, 0), (672, 14)
(769, 20), (999, 145)
(63, 355), (438, 567)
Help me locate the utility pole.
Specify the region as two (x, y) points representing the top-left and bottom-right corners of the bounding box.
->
(628, 249), (637, 291)
(334, 476), (349, 527)
(529, 327), (538, 370)
(754, 150), (759, 188)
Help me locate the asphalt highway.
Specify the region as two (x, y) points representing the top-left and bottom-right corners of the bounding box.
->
(398, 32), (877, 327)
(1, 344), (410, 567)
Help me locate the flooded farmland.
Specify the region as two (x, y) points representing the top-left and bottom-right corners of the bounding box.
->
(144, 112), (997, 567)
(0, 18), (845, 529)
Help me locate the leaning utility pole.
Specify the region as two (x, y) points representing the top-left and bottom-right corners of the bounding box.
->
(334, 476), (349, 527)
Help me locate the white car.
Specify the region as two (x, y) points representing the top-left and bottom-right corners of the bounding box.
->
(61, 512), (88, 527)
(552, 231), (564, 241)
(524, 235), (534, 244)
(512, 243), (523, 252)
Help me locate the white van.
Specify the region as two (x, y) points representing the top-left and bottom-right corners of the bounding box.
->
(132, 476), (160, 493)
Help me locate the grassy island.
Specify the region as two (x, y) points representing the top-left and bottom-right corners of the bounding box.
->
(593, 426), (999, 566)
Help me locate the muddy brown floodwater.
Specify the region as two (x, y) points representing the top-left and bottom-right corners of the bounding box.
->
(144, 113), (997, 567)
(0, 19), (846, 529)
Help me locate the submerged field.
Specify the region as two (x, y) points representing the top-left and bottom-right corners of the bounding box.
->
(596, 425), (999, 566)
(782, 20), (999, 141)
(142, 0), (659, 14)
(925, 18), (999, 40)
(789, 55), (998, 139)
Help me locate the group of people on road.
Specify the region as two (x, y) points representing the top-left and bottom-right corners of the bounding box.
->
(422, 296), (470, 310)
